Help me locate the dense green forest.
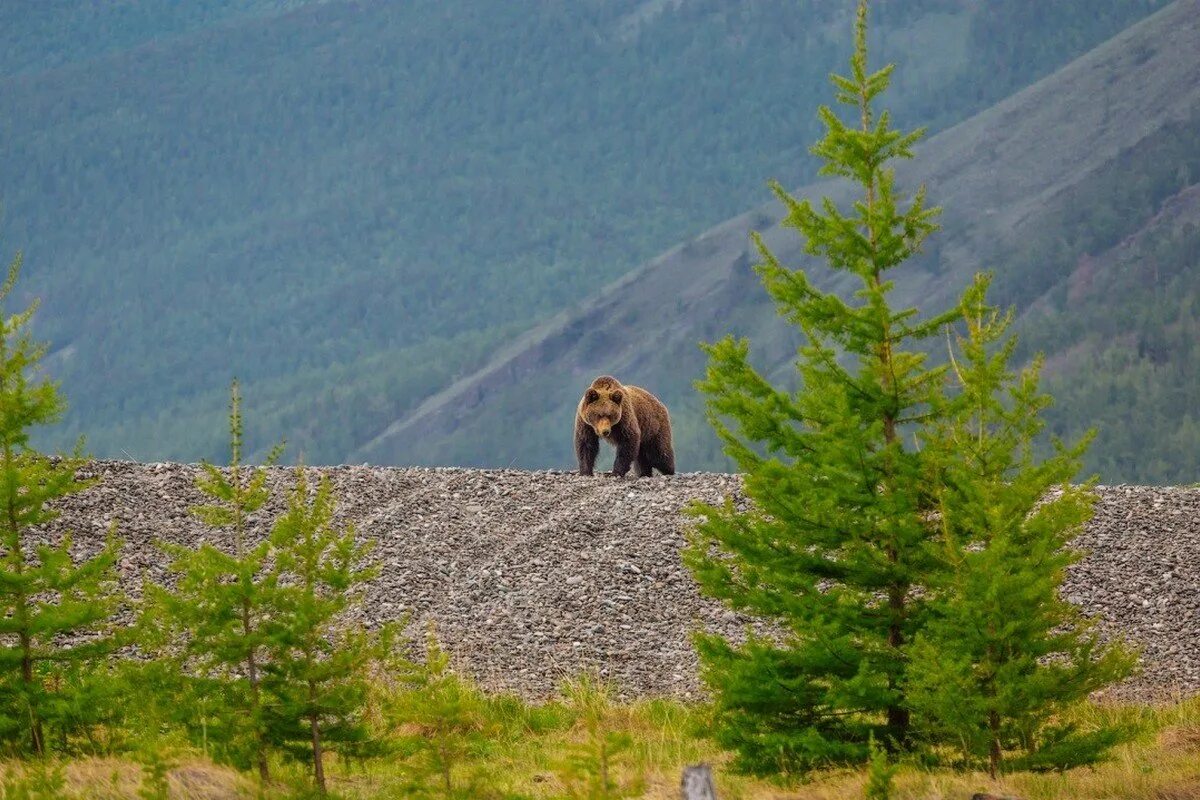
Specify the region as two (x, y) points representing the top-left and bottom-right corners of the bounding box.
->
(1016, 115), (1200, 484)
(0, 0), (1175, 476)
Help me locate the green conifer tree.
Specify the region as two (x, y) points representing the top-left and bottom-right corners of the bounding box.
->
(684, 0), (957, 774)
(386, 629), (497, 799)
(905, 275), (1135, 777)
(556, 677), (644, 800)
(0, 249), (124, 755)
(263, 467), (390, 794)
(864, 734), (895, 800)
(143, 380), (281, 780)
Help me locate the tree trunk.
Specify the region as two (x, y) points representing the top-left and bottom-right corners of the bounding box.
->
(680, 764), (718, 800)
(988, 710), (1001, 779)
(243, 601), (269, 783)
(310, 714), (326, 794)
(21, 635), (43, 755)
(8, 462), (41, 757)
(886, 581), (910, 740)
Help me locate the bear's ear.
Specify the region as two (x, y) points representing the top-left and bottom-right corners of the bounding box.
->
(585, 389), (599, 403)
(611, 391), (623, 404)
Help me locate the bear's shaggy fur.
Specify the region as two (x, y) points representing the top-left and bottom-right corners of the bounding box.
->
(575, 375), (675, 478)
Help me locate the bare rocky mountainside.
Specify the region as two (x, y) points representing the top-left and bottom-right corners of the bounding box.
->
(40, 461), (1200, 703)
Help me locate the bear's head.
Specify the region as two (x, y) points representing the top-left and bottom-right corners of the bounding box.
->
(580, 376), (625, 438)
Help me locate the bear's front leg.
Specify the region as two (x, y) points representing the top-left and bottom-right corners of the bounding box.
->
(575, 416), (599, 476)
(610, 435), (639, 478)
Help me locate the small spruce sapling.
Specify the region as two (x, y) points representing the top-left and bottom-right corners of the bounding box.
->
(0, 249), (124, 755)
(263, 466), (392, 794)
(387, 629), (497, 799)
(906, 275), (1136, 777)
(864, 734), (896, 800)
(142, 380), (282, 780)
(556, 676), (644, 800)
(135, 747), (174, 800)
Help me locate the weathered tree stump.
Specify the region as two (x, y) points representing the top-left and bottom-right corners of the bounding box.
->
(681, 763), (718, 800)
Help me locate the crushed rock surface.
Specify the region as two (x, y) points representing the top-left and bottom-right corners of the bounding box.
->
(36, 461), (1200, 703)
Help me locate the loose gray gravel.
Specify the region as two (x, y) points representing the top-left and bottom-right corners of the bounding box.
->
(34, 461), (1200, 703)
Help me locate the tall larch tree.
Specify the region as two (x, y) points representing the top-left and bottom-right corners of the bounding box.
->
(684, 0), (959, 774)
(0, 248), (123, 755)
(263, 467), (391, 793)
(143, 380), (282, 780)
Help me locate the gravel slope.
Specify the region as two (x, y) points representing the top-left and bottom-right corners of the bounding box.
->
(38, 461), (1200, 702)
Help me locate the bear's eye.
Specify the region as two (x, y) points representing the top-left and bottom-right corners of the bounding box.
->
(585, 389), (599, 403)
(611, 391), (622, 404)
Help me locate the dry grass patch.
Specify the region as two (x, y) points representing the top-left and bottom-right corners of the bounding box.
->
(0, 757), (250, 800)
(1, 696), (1198, 799)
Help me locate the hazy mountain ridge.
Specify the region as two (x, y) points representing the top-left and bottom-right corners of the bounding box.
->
(354, 1), (1200, 482)
(0, 1), (335, 77)
(0, 0), (1168, 467)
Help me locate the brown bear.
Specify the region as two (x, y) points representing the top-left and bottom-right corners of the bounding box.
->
(575, 375), (675, 478)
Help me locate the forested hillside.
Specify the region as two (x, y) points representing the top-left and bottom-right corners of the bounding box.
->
(0, 0), (1170, 472)
(354, 1), (1200, 484)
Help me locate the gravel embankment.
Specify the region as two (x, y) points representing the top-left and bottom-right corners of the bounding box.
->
(37, 461), (1200, 702)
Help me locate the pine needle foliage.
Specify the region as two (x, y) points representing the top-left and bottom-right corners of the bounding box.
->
(864, 734), (896, 800)
(684, 0), (957, 775)
(386, 629), (500, 800)
(0, 250), (124, 756)
(556, 676), (644, 800)
(142, 380), (282, 780)
(906, 275), (1136, 777)
(263, 466), (392, 794)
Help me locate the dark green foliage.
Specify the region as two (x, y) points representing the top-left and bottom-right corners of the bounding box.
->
(1006, 114), (1200, 484)
(685, 2), (956, 774)
(136, 385), (401, 792)
(906, 275), (1136, 776)
(685, 0), (1137, 778)
(263, 467), (395, 793)
(141, 380), (282, 779)
(0, 250), (124, 756)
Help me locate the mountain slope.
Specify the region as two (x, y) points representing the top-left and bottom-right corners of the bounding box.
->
(1026, 181), (1200, 484)
(0, 2), (334, 76)
(0, 0), (1168, 464)
(352, 0), (1200, 483)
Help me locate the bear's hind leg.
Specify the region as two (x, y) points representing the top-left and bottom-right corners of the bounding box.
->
(639, 441), (672, 477)
(654, 446), (675, 476)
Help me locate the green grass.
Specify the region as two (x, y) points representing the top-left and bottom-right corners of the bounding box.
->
(4, 681), (1200, 799)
